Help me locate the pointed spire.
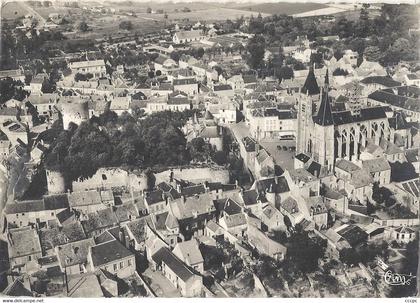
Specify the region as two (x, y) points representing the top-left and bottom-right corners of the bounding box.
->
(324, 68), (329, 89)
(313, 69), (334, 126)
(301, 65), (320, 96)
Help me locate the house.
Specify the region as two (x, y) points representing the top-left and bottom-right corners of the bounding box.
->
(4, 194), (69, 228)
(7, 227), (42, 272)
(260, 203), (285, 232)
(169, 192), (216, 240)
(125, 217), (150, 251)
(173, 78), (198, 95)
(362, 158), (391, 185)
(385, 226), (417, 244)
(167, 91), (191, 112)
(248, 107), (297, 140)
(81, 208), (119, 237)
(205, 220), (224, 239)
(152, 247), (203, 297)
(154, 56), (178, 74)
(154, 211), (180, 247)
(218, 198), (247, 238)
(173, 30), (204, 44)
(254, 148), (276, 179)
(39, 221), (86, 255)
(246, 224), (287, 260)
(213, 84), (234, 98)
(113, 202), (139, 225)
(89, 239), (136, 278)
(360, 76), (401, 96)
(29, 73), (47, 95)
(67, 273), (104, 298)
(97, 269), (119, 297)
(2, 279), (33, 297)
(403, 74), (420, 87)
(0, 68), (25, 82)
(253, 176), (290, 208)
(145, 189), (168, 215)
(109, 96), (131, 115)
(56, 238), (96, 276)
(68, 190), (107, 214)
(280, 196), (304, 226)
(69, 60), (107, 78)
(172, 239), (204, 273)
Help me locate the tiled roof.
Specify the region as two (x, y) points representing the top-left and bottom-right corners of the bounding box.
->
(82, 208), (118, 234)
(180, 184), (206, 197)
(39, 222), (86, 251)
(174, 239), (203, 265)
(126, 218), (148, 244)
(8, 227), (41, 258)
(360, 76), (401, 87)
(335, 159), (360, 173)
(56, 238), (95, 267)
(91, 239), (133, 267)
(255, 176), (290, 194)
(152, 247), (194, 282)
(145, 190), (165, 205)
(362, 158), (390, 173)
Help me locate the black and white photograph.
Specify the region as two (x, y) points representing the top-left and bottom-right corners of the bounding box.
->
(0, 0), (419, 300)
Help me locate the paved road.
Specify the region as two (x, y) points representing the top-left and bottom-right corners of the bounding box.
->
(260, 139), (296, 171)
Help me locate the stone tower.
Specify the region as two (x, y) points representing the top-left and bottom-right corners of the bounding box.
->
(297, 66), (320, 154)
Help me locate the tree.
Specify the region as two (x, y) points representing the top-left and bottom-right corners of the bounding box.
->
(246, 35), (265, 70)
(78, 21), (88, 32)
(278, 66), (293, 80)
(363, 46), (382, 62)
(339, 248), (360, 266)
(333, 68), (348, 76)
(146, 7), (152, 13)
(119, 21), (133, 31)
(286, 232), (327, 273)
(213, 151), (227, 165)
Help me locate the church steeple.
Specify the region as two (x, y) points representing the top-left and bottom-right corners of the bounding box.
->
(301, 64), (320, 95)
(313, 70), (334, 126)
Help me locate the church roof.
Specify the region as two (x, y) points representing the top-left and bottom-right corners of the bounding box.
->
(301, 66), (320, 95)
(314, 91), (334, 126)
(313, 70), (334, 126)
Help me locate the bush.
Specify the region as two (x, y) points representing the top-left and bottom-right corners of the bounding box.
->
(119, 21), (133, 31)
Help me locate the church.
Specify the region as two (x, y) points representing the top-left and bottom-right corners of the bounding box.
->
(296, 67), (412, 175)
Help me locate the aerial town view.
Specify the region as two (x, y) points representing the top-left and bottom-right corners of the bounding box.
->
(0, 0), (419, 300)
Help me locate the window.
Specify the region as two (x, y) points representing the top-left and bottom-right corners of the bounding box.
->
(128, 259), (132, 266)
(113, 264), (117, 271)
(102, 174), (107, 181)
(119, 261), (123, 269)
(28, 256), (31, 261)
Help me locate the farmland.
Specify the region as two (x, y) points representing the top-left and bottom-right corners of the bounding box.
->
(234, 2), (328, 16)
(1, 1), (32, 19)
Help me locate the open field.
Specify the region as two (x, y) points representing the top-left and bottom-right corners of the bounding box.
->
(165, 8), (270, 21)
(1, 1), (31, 19)
(235, 2), (328, 15)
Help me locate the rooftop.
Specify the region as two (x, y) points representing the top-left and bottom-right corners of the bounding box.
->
(152, 247), (195, 282)
(91, 239), (133, 267)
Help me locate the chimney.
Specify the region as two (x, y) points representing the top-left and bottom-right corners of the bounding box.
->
(119, 228), (124, 244)
(124, 235), (130, 249)
(275, 176), (278, 184)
